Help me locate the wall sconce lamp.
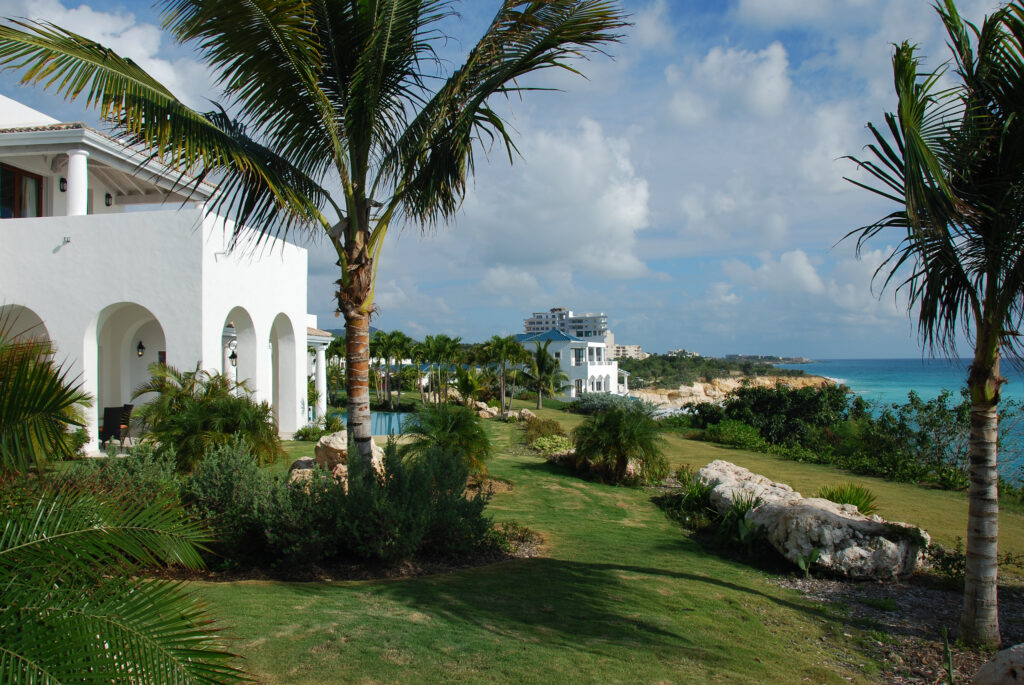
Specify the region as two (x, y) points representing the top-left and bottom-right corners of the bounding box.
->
(229, 350), (238, 367)
(59, 177), (67, 192)
(136, 341), (145, 357)
(104, 193), (113, 207)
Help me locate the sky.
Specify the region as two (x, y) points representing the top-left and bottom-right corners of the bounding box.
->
(0, 0), (1004, 358)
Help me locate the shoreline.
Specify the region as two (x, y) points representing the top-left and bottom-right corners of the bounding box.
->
(632, 374), (835, 409)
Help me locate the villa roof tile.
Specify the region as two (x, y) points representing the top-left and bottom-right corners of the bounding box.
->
(307, 326), (333, 338)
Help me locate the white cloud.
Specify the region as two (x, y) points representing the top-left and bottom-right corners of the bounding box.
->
(633, 0), (674, 49)
(457, 117), (651, 279)
(723, 249), (826, 296)
(667, 42), (791, 125)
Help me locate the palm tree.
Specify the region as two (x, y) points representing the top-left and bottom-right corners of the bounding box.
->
(132, 363), (282, 471)
(483, 334), (520, 412)
(390, 331), (413, 406)
(523, 340), (570, 409)
(845, 0), (1024, 647)
(0, 1), (627, 469)
(571, 406), (666, 484)
(504, 341), (533, 412)
(411, 341), (427, 404)
(401, 402), (491, 475)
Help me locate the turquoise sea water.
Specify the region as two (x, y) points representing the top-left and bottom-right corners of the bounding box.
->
(778, 358), (1024, 480)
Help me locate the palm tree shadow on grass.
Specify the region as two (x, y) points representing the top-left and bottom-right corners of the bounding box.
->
(284, 557), (854, 659)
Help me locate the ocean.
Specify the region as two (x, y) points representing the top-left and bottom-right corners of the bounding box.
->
(777, 358), (1024, 481)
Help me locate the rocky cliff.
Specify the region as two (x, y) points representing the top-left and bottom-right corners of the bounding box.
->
(632, 374), (835, 408)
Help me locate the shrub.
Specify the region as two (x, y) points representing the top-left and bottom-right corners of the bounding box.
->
(703, 420), (768, 451)
(180, 439), (271, 564)
(293, 422), (327, 441)
(816, 483), (878, 516)
(572, 407), (668, 485)
(567, 392), (657, 416)
(262, 468), (346, 567)
(525, 418), (565, 445)
(532, 434), (573, 457)
(75, 443), (179, 504)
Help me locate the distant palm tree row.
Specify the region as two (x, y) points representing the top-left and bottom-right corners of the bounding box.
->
(329, 331), (569, 411)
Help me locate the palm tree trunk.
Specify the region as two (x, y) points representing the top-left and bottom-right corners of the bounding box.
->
(344, 312), (374, 469)
(537, 389), (543, 410)
(960, 342), (1002, 647)
(499, 361), (507, 413)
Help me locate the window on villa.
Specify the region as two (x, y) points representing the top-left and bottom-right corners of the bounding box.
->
(554, 351), (560, 360)
(0, 164), (43, 219)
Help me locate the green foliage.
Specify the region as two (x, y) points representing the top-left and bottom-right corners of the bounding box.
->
(796, 548), (820, 579)
(401, 403), (491, 475)
(816, 483), (878, 516)
(693, 384), (1022, 492)
(927, 539), (967, 587)
(1, 476), (244, 683)
(532, 434), (574, 458)
(704, 420), (768, 451)
(133, 363), (283, 472)
(293, 414), (343, 442)
(567, 392), (657, 416)
(524, 418), (565, 445)
(0, 324), (91, 475)
(618, 353), (805, 388)
(76, 442), (179, 503)
(522, 340), (570, 409)
(180, 439), (273, 565)
(572, 407), (668, 485)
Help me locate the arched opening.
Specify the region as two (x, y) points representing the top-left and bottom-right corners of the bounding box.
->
(0, 304), (50, 343)
(94, 302), (166, 411)
(223, 307), (257, 395)
(270, 313), (297, 433)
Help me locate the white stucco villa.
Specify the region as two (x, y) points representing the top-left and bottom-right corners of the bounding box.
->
(515, 330), (629, 399)
(0, 95), (330, 453)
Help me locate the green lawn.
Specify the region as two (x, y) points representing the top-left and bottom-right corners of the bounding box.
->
(210, 404), (1022, 682)
(199, 409), (891, 684)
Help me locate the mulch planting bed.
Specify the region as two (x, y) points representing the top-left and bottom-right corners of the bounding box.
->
(772, 574), (1024, 683)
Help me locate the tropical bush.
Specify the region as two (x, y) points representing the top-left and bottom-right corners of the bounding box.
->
(401, 403), (491, 475)
(816, 483), (878, 516)
(180, 440), (500, 569)
(617, 353), (805, 387)
(524, 418), (565, 445)
(133, 363), (283, 471)
(567, 392), (657, 416)
(532, 434), (574, 458)
(293, 413), (344, 442)
(571, 407), (668, 484)
(76, 442), (179, 504)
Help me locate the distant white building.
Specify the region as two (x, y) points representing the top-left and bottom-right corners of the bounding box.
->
(523, 306), (615, 352)
(516, 330), (628, 398)
(0, 95), (329, 452)
(613, 344), (648, 360)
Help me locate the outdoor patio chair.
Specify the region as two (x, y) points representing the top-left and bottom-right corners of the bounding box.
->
(99, 404), (133, 450)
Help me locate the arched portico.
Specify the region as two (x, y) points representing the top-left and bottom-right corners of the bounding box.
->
(223, 306), (258, 395)
(270, 312), (298, 433)
(80, 302), (165, 452)
(0, 304), (50, 342)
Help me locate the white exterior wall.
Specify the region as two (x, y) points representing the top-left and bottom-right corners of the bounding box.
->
(0, 206), (309, 449)
(523, 338), (620, 400)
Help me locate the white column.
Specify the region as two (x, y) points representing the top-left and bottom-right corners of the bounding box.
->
(315, 346), (327, 420)
(66, 149), (89, 216)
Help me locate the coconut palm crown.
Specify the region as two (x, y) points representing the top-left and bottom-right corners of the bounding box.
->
(0, 0), (627, 467)
(845, 0), (1024, 647)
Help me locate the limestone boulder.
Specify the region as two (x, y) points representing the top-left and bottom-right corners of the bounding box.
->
(974, 643), (1024, 685)
(520, 409), (537, 422)
(314, 430), (348, 469)
(696, 460), (929, 580)
(287, 457), (316, 485)
(478, 410), (492, 419)
(474, 401), (490, 412)
(486, 406), (501, 418)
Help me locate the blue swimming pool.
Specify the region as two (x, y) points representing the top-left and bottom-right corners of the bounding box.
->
(328, 410), (410, 435)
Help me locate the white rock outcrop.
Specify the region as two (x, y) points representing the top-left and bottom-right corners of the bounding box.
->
(974, 643), (1023, 685)
(696, 460), (929, 580)
(314, 430), (385, 473)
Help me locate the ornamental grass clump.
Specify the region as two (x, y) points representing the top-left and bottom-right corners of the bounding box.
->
(816, 482), (878, 516)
